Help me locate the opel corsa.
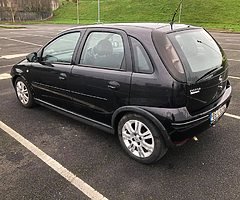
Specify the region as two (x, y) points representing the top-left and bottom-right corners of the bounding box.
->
(11, 23), (232, 164)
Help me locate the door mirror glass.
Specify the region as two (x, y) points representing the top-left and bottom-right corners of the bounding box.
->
(26, 52), (38, 62)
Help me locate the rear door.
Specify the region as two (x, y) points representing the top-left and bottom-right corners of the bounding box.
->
(30, 31), (82, 109)
(70, 29), (132, 125)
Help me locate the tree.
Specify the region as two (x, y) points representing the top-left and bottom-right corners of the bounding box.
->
(9, 0), (18, 22)
(0, 0), (8, 7)
(0, 0), (58, 22)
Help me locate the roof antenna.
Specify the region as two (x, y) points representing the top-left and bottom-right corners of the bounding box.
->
(170, 0), (184, 30)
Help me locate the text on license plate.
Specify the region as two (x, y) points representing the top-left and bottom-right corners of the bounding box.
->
(210, 104), (227, 124)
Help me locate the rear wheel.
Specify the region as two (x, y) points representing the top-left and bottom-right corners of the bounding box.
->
(14, 77), (34, 108)
(118, 114), (167, 164)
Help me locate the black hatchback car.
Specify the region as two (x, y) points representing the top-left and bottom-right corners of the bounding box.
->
(11, 23), (232, 164)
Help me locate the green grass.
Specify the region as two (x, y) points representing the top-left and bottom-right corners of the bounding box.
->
(4, 0), (240, 31)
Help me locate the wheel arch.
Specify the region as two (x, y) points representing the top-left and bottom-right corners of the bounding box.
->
(112, 106), (174, 147)
(12, 74), (22, 86)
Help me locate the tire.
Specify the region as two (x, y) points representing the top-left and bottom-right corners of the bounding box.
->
(118, 113), (167, 164)
(14, 77), (35, 108)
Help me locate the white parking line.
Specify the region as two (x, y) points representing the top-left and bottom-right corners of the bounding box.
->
(224, 113), (240, 120)
(220, 42), (240, 46)
(214, 36), (240, 40)
(0, 73), (11, 80)
(10, 32), (53, 39)
(224, 49), (240, 52)
(0, 36), (42, 47)
(0, 64), (14, 68)
(0, 121), (108, 200)
(229, 76), (240, 80)
(0, 53), (28, 59)
(228, 59), (240, 62)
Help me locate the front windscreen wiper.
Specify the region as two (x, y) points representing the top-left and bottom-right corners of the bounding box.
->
(195, 66), (222, 83)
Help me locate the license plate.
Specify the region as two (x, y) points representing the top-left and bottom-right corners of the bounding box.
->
(210, 104), (227, 124)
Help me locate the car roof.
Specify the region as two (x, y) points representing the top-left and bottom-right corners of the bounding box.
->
(64, 23), (197, 34)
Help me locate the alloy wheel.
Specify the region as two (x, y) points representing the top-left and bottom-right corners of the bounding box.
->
(16, 81), (29, 105)
(121, 120), (155, 158)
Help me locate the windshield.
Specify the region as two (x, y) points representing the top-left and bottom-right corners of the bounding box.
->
(168, 29), (225, 83)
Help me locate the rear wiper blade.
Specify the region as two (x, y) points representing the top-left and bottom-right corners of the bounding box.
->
(197, 40), (222, 56)
(195, 66), (222, 83)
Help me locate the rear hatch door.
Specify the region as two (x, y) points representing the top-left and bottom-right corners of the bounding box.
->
(168, 28), (228, 114)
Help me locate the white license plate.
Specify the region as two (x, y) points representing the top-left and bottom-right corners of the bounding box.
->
(210, 104), (227, 124)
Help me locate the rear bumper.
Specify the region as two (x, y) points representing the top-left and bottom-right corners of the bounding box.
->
(172, 85), (231, 130)
(171, 84), (232, 141)
(142, 84), (232, 145)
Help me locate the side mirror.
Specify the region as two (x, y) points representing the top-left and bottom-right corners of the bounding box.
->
(26, 52), (38, 62)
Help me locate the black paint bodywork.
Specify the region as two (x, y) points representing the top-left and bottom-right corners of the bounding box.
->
(11, 23), (232, 147)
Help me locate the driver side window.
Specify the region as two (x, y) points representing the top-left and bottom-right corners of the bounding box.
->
(42, 32), (81, 64)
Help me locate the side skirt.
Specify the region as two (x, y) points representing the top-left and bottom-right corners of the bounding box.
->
(34, 98), (114, 134)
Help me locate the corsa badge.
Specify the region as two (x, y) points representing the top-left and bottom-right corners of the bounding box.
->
(190, 88), (201, 95)
(219, 75), (223, 82)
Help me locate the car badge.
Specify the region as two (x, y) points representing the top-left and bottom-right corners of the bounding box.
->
(219, 75), (223, 82)
(190, 88), (201, 95)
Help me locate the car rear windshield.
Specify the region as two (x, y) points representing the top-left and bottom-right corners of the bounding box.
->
(168, 29), (224, 83)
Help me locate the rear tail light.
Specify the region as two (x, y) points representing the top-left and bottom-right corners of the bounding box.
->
(165, 38), (184, 74)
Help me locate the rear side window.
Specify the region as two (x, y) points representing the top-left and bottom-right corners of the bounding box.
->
(130, 37), (153, 74)
(80, 32), (125, 70)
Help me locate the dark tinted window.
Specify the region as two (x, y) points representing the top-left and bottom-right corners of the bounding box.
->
(80, 32), (125, 70)
(42, 32), (80, 64)
(130, 37), (153, 73)
(168, 29), (224, 82)
(173, 30), (222, 72)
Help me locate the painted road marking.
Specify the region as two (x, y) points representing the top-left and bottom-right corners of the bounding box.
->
(225, 113), (240, 120)
(0, 37), (42, 47)
(228, 59), (240, 62)
(10, 32), (53, 39)
(219, 42), (240, 46)
(214, 36), (240, 40)
(224, 49), (240, 52)
(0, 121), (108, 200)
(229, 76), (240, 80)
(0, 73), (11, 80)
(0, 53), (28, 59)
(0, 64), (14, 68)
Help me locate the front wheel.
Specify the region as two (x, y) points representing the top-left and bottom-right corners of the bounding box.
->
(14, 77), (35, 108)
(118, 114), (167, 164)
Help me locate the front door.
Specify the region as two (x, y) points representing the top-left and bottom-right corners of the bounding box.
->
(30, 31), (81, 109)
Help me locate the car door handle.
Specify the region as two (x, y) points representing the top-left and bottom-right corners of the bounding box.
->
(59, 73), (67, 80)
(108, 81), (120, 90)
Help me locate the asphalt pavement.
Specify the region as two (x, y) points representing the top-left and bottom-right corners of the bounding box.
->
(0, 25), (240, 200)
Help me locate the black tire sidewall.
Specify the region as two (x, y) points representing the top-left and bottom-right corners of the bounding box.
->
(15, 77), (34, 108)
(118, 113), (167, 164)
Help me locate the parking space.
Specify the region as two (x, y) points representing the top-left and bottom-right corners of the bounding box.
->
(0, 129), (89, 200)
(1, 26), (240, 200)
